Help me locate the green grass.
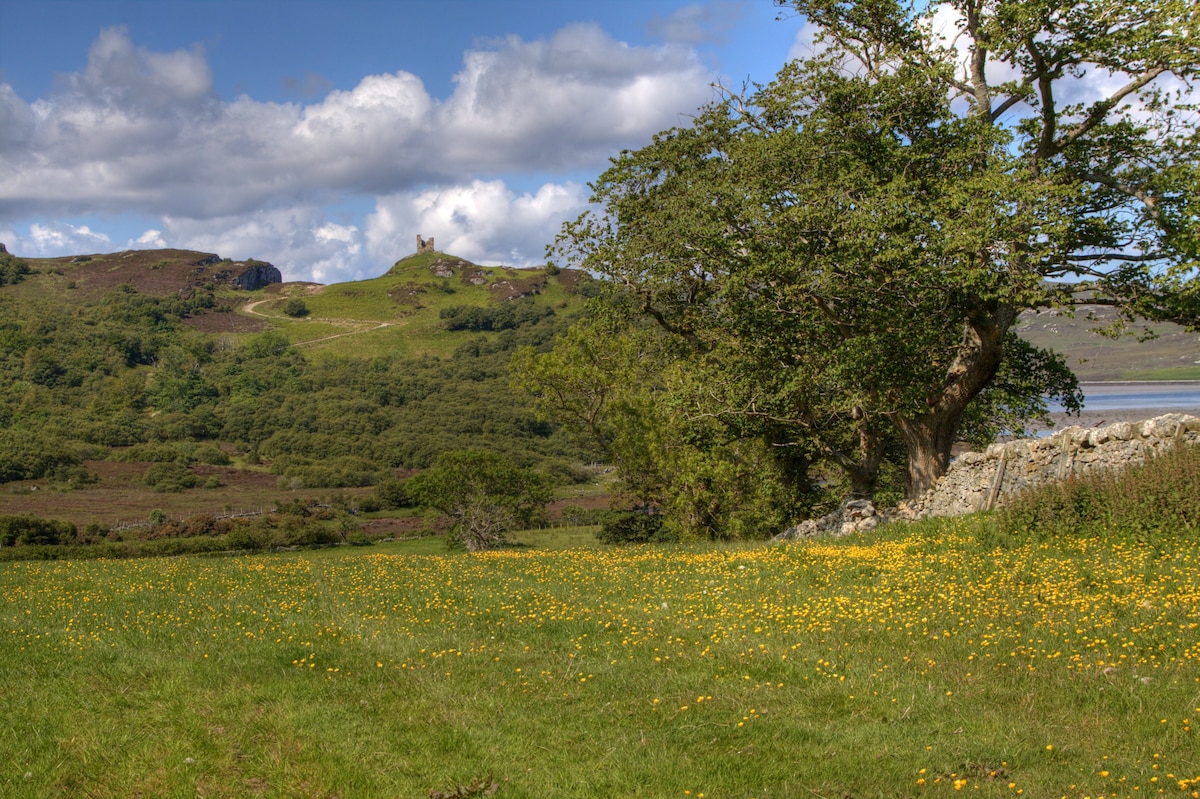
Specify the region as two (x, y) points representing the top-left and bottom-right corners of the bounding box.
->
(248, 253), (585, 359)
(1116, 366), (1200, 381)
(3, 509), (1199, 798)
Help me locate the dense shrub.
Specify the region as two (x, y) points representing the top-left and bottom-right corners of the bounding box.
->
(0, 252), (31, 286)
(374, 478), (412, 509)
(142, 462), (199, 492)
(440, 299), (554, 332)
(0, 430), (82, 484)
(597, 510), (677, 545)
(270, 455), (382, 488)
(0, 515), (79, 547)
(282, 298), (310, 317)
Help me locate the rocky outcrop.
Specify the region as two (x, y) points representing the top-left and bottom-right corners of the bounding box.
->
(231, 261), (282, 290)
(897, 413), (1200, 520)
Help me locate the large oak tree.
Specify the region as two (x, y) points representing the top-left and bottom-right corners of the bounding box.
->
(550, 0), (1199, 500)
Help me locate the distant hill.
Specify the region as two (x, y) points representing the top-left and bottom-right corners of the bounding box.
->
(15, 248), (281, 300)
(0, 243), (601, 529)
(236, 250), (596, 359)
(3, 243), (1194, 378)
(1016, 305), (1200, 381)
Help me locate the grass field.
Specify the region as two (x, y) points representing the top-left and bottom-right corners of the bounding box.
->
(3, 517), (1198, 798)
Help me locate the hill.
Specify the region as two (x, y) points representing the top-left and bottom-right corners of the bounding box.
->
(12, 247), (281, 300)
(1016, 304), (1200, 381)
(0, 244), (600, 531)
(241, 250), (596, 359)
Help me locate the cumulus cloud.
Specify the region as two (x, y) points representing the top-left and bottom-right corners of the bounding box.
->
(434, 24), (709, 172)
(155, 208), (367, 283)
(647, 2), (748, 46)
(0, 24), (709, 220)
(366, 180), (590, 269)
(2, 221), (113, 257)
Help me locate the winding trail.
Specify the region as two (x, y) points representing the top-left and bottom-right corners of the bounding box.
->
(239, 297), (396, 346)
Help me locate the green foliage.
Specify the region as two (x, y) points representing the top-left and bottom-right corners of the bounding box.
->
(374, 478), (412, 510)
(0, 429), (82, 483)
(597, 511), (676, 545)
(993, 443), (1200, 543)
(439, 298), (554, 332)
(406, 450), (552, 552)
(281, 297), (310, 317)
(142, 462), (199, 492)
(549, 0), (1198, 507)
(270, 455), (382, 489)
(0, 515), (79, 546)
(0, 252), (32, 286)
(514, 311), (812, 539)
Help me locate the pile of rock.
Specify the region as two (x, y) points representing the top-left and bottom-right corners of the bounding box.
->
(776, 499), (881, 541)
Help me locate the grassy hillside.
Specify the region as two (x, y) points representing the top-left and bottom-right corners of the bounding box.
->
(1017, 305), (1200, 381)
(0, 247), (600, 532)
(230, 252), (593, 359)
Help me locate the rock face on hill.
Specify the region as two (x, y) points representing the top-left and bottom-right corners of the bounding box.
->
(15, 248), (283, 297)
(229, 261), (282, 290)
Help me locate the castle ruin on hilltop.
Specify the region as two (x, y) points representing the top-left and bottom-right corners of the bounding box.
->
(416, 234), (435, 254)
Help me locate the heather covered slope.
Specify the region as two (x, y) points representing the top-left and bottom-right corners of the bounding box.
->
(0, 246), (599, 530)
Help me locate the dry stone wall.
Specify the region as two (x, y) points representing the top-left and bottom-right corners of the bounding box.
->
(900, 413), (1200, 520)
(777, 413), (1199, 541)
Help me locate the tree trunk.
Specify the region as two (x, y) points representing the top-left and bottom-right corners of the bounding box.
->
(895, 307), (1014, 498)
(895, 408), (967, 500)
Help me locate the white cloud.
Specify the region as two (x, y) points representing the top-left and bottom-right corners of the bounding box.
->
(647, 2), (748, 46)
(0, 25), (710, 222)
(12, 221), (113, 256)
(366, 179), (590, 269)
(156, 209), (368, 284)
(435, 24), (710, 171)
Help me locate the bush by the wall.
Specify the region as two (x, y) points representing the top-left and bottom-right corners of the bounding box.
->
(597, 510), (677, 545)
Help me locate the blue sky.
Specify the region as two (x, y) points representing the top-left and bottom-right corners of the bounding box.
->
(0, 0), (805, 282)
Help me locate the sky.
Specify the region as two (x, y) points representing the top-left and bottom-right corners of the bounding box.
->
(0, 0), (809, 283)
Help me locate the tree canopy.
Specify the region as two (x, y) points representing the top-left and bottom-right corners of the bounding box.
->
(535, 0), (1199, 524)
(405, 450), (552, 552)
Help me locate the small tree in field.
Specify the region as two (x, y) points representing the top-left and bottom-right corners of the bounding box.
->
(406, 450), (551, 552)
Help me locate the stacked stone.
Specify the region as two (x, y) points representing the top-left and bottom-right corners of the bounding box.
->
(777, 413), (1199, 541)
(900, 413), (1200, 521)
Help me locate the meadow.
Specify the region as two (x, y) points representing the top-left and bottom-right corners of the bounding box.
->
(3, 516), (1198, 798)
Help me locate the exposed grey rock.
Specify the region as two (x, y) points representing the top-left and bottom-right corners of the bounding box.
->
(902, 413), (1199, 521)
(776, 499), (879, 541)
(231, 262), (282, 290)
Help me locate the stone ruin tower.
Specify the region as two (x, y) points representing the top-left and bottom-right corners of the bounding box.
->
(416, 234), (435, 254)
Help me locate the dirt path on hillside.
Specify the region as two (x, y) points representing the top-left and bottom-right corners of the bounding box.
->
(238, 297), (396, 346)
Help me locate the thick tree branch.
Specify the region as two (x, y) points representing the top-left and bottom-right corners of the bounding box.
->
(1052, 67), (1168, 154)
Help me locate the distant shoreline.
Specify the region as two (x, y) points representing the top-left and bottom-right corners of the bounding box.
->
(1040, 381), (1200, 432)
